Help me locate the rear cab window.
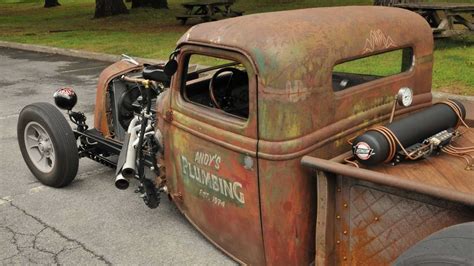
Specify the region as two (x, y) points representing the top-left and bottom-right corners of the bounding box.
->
(332, 48), (414, 92)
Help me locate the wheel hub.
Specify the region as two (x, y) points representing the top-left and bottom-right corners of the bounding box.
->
(24, 122), (56, 173)
(38, 139), (52, 154)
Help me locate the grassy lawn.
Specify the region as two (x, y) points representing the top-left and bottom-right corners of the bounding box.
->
(0, 0), (472, 95)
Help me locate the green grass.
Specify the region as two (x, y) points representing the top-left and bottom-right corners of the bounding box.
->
(334, 49), (407, 76)
(0, 0), (473, 95)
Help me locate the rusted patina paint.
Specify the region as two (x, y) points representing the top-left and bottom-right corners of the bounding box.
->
(178, 6), (433, 142)
(94, 60), (142, 137)
(335, 177), (474, 265)
(163, 45), (265, 264)
(159, 6), (441, 265)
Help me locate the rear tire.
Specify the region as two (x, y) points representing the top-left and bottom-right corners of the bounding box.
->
(17, 102), (79, 187)
(394, 222), (474, 266)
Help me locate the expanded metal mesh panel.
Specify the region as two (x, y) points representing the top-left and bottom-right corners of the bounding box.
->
(334, 177), (473, 265)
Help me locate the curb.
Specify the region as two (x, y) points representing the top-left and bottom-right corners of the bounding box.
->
(0, 41), (164, 65)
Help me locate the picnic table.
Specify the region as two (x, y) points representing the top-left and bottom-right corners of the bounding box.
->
(393, 2), (474, 38)
(176, 1), (244, 25)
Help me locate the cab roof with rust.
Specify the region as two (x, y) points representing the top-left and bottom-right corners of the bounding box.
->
(178, 6), (432, 85)
(178, 6), (434, 142)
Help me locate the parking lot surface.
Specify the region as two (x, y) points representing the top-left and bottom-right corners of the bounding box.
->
(0, 48), (234, 265)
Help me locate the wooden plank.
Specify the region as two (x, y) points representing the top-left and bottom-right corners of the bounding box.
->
(370, 127), (474, 195)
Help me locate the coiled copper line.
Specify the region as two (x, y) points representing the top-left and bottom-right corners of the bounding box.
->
(439, 100), (470, 129)
(437, 100), (473, 169)
(347, 100), (472, 168)
(344, 156), (360, 168)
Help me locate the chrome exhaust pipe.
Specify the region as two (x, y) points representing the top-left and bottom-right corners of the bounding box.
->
(122, 117), (140, 179)
(115, 173), (129, 190)
(121, 117), (154, 180)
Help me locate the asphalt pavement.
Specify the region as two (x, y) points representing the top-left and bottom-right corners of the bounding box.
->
(0, 47), (234, 265)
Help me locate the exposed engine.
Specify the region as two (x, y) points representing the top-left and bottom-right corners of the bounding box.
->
(109, 66), (168, 209)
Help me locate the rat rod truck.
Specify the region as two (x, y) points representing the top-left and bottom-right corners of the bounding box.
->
(17, 6), (474, 265)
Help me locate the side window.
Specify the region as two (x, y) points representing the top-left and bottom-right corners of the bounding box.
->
(332, 48), (413, 91)
(181, 54), (249, 119)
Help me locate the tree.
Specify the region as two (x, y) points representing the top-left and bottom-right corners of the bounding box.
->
(131, 0), (168, 9)
(44, 0), (60, 8)
(94, 0), (129, 18)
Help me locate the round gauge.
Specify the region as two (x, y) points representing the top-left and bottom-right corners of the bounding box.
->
(397, 87), (413, 107)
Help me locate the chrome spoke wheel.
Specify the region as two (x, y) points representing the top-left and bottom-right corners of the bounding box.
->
(24, 121), (55, 173)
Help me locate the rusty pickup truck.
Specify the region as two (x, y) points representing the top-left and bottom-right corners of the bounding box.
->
(17, 6), (474, 265)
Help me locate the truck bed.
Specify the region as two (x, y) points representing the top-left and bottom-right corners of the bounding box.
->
(302, 127), (474, 206)
(369, 127), (474, 196)
(302, 128), (474, 265)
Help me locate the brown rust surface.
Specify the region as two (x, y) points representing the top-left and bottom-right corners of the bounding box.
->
(305, 129), (474, 265)
(169, 6), (435, 265)
(179, 6), (433, 143)
(164, 46), (265, 264)
(369, 127), (474, 196)
(94, 60), (142, 137)
(334, 177), (474, 265)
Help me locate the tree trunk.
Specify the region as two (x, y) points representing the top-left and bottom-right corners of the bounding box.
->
(44, 0), (60, 8)
(94, 0), (129, 18)
(131, 0), (168, 9)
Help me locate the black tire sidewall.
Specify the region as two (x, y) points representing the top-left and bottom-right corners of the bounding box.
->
(18, 102), (78, 187)
(395, 222), (474, 266)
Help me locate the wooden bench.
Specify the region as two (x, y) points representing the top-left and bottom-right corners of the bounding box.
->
(393, 2), (474, 38)
(176, 1), (244, 25)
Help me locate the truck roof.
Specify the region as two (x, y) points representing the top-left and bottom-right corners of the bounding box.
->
(178, 6), (435, 145)
(178, 6), (433, 80)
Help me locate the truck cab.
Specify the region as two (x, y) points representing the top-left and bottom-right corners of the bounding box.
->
(154, 6), (474, 265)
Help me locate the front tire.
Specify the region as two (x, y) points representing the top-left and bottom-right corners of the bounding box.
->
(17, 102), (79, 187)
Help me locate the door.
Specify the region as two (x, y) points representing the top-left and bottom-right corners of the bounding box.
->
(164, 45), (264, 264)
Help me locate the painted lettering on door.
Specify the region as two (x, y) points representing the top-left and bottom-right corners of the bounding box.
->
(180, 154), (245, 207)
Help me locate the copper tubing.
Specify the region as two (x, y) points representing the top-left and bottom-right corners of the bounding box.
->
(438, 98), (474, 168)
(448, 143), (474, 152)
(369, 125), (428, 162)
(121, 75), (153, 88)
(442, 144), (474, 170)
(389, 94), (398, 124)
(362, 100), (470, 164)
(301, 155), (474, 206)
(344, 156), (360, 168)
(442, 147), (472, 169)
(438, 100), (470, 129)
